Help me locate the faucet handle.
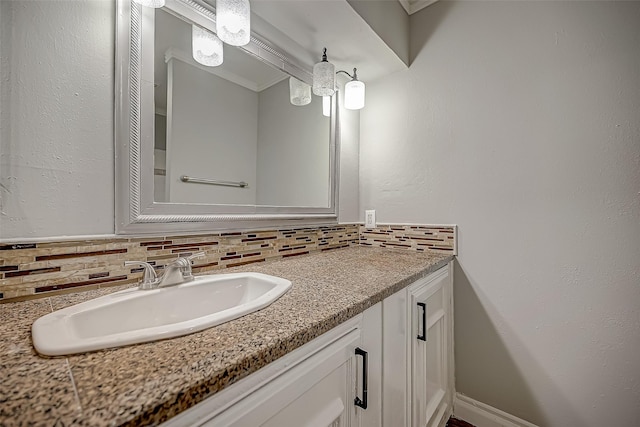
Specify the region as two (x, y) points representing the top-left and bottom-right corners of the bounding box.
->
(178, 252), (206, 281)
(124, 261), (159, 290)
(187, 252), (206, 263)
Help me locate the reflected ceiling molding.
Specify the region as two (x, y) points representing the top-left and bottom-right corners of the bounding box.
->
(133, 0), (165, 7)
(164, 48), (287, 92)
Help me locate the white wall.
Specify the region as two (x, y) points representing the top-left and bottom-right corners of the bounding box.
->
(256, 79), (330, 207)
(360, 1), (640, 425)
(166, 58), (258, 205)
(0, 0), (115, 239)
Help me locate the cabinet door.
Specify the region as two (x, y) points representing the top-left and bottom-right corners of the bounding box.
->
(260, 357), (353, 427)
(410, 267), (452, 427)
(382, 288), (410, 427)
(261, 302), (382, 427)
(199, 328), (361, 427)
(358, 302), (382, 427)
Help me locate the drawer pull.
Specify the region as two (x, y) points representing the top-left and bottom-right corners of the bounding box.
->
(417, 302), (427, 341)
(354, 347), (368, 409)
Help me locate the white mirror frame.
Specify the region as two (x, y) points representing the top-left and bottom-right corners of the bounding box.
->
(115, 0), (339, 234)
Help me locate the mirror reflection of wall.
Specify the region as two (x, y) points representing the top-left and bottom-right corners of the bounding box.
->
(152, 8), (330, 208)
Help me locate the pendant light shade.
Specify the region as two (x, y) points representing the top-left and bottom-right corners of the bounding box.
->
(313, 48), (335, 97)
(344, 80), (365, 110)
(192, 25), (223, 67)
(132, 0), (165, 7)
(322, 96), (331, 117)
(289, 77), (312, 106)
(216, 0), (251, 47)
(342, 68), (365, 110)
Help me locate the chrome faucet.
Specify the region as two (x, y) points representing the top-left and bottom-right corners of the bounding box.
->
(124, 252), (205, 290)
(124, 260), (160, 290)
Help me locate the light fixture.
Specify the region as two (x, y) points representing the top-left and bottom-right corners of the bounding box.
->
(289, 77), (312, 106)
(192, 25), (223, 67)
(132, 0), (165, 7)
(216, 0), (251, 47)
(313, 48), (336, 97)
(337, 68), (365, 110)
(322, 96), (331, 117)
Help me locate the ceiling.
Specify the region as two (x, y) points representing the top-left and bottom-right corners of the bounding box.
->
(250, 0), (409, 84)
(154, 0), (442, 96)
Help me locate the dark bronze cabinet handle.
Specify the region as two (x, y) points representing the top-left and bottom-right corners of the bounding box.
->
(354, 347), (368, 409)
(417, 302), (427, 341)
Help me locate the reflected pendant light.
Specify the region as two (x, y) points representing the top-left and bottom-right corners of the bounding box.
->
(132, 0), (165, 7)
(289, 77), (312, 106)
(313, 48), (335, 97)
(322, 96), (331, 117)
(192, 25), (223, 67)
(344, 68), (365, 110)
(216, 0), (251, 47)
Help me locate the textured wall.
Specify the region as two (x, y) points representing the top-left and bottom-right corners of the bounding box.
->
(360, 1), (640, 425)
(0, 0), (115, 239)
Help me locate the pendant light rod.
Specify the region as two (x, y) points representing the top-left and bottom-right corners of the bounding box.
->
(336, 68), (359, 80)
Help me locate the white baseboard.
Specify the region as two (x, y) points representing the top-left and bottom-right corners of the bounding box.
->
(453, 393), (539, 427)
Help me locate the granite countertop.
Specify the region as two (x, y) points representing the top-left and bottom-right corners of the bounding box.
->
(1, 246), (452, 427)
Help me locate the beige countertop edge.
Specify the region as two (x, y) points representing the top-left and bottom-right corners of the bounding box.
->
(0, 247), (454, 427)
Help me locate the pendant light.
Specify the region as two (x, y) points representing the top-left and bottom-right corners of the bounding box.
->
(216, 0), (251, 46)
(337, 68), (365, 110)
(312, 48), (335, 97)
(132, 0), (165, 7)
(192, 25), (223, 67)
(289, 77), (312, 106)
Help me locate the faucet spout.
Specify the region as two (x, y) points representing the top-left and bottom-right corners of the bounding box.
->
(124, 261), (159, 290)
(158, 258), (191, 287)
(157, 252), (205, 287)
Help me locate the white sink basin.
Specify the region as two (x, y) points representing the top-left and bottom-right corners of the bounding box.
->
(32, 272), (292, 356)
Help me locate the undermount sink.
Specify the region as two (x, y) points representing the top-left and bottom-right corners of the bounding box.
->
(32, 272), (292, 356)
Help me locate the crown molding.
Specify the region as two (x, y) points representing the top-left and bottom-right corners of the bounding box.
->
(398, 0), (439, 15)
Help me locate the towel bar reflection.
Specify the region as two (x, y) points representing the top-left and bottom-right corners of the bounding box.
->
(180, 175), (248, 188)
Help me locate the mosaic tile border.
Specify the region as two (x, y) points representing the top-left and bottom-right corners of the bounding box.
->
(0, 223), (456, 302)
(359, 224), (456, 254)
(0, 225), (358, 302)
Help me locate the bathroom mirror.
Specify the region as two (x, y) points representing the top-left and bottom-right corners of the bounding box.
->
(115, 0), (338, 234)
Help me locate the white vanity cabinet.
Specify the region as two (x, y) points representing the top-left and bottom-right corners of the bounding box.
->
(383, 264), (454, 427)
(163, 263), (451, 427)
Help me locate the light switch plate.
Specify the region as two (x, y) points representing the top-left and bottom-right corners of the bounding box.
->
(365, 210), (376, 229)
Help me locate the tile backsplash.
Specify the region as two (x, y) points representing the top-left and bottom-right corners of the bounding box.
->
(0, 223), (455, 302)
(359, 224), (456, 253)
